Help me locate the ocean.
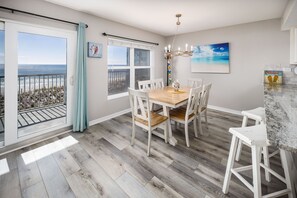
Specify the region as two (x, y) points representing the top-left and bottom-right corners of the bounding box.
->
(0, 64), (67, 76)
(191, 56), (229, 65)
(0, 64), (67, 94)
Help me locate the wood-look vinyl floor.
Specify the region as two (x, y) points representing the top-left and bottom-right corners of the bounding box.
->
(0, 109), (287, 198)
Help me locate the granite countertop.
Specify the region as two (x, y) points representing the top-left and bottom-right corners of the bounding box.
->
(264, 84), (297, 152)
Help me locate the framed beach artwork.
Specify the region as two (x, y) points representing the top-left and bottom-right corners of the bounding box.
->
(191, 42), (230, 73)
(88, 42), (102, 58)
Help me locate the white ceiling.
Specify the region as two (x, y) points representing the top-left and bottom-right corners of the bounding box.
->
(45, 0), (288, 36)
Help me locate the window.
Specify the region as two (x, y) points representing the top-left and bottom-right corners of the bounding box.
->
(108, 40), (153, 98)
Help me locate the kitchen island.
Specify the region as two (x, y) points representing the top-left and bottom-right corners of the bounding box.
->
(264, 84), (297, 196)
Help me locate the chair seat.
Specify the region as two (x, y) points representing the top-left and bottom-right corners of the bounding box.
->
(170, 107), (195, 121)
(135, 112), (168, 127)
(229, 124), (269, 146)
(242, 107), (265, 122)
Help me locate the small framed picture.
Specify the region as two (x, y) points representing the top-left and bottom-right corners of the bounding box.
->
(264, 70), (283, 85)
(88, 42), (102, 58)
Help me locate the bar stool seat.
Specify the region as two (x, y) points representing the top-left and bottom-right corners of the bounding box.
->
(223, 124), (294, 198)
(241, 107), (265, 124)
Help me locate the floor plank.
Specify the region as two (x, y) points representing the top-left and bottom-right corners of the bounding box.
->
(0, 109), (287, 198)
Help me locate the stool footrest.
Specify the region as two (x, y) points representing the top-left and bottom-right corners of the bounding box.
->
(268, 150), (279, 158)
(259, 163), (286, 184)
(231, 168), (254, 192)
(262, 189), (291, 198)
(233, 165), (253, 172)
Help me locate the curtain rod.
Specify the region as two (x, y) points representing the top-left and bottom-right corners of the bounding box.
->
(102, 32), (159, 46)
(0, 6), (88, 28)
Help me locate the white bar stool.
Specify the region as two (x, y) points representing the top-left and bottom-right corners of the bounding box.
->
(222, 124), (294, 198)
(236, 107), (274, 182)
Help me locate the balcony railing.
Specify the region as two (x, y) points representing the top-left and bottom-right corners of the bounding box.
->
(108, 69), (130, 95)
(0, 73), (66, 116)
(0, 74), (67, 133)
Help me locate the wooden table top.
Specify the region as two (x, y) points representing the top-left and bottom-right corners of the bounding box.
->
(148, 86), (190, 108)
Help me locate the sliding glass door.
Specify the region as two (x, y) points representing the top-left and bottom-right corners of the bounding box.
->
(3, 21), (76, 146)
(0, 22), (4, 146)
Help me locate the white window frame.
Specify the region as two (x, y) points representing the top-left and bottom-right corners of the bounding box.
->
(107, 39), (154, 100)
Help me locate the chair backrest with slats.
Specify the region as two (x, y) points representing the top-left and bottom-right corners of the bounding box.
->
(199, 83), (212, 111)
(128, 88), (151, 125)
(188, 78), (203, 88)
(185, 87), (203, 120)
(151, 78), (164, 89)
(138, 79), (164, 90)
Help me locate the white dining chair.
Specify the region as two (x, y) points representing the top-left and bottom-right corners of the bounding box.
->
(188, 78), (203, 88)
(197, 83), (212, 135)
(128, 88), (168, 156)
(138, 79), (164, 111)
(169, 87), (203, 147)
(138, 78), (164, 90)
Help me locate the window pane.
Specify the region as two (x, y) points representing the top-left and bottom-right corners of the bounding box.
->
(108, 69), (130, 95)
(17, 32), (67, 137)
(0, 30), (4, 142)
(135, 68), (150, 89)
(134, 48), (150, 66)
(108, 46), (130, 66)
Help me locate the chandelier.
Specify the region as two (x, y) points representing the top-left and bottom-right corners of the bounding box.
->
(164, 14), (194, 59)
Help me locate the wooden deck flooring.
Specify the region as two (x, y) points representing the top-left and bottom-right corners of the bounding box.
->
(0, 104), (66, 133)
(0, 109), (287, 198)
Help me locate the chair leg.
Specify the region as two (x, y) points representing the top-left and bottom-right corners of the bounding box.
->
(185, 123), (190, 147)
(263, 147), (271, 182)
(131, 120), (136, 145)
(147, 129), (152, 156)
(198, 115), (203, 135)
(280, 149), (294, 198)
(235, 140), (243, 161)
(251, 145), (262, 198)
(222, 135), (239, 194)
(235, 116), (249, 161)
(204, 109), (209, 129)
(193, 118), (198, 138)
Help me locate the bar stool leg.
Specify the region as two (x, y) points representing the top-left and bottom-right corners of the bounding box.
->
(251, 145), (262, 198)
(222, 135), (239, 194)
(235, 115), (248, 161)
(280, 149), (294, 198)
(262, 147), (271, 182)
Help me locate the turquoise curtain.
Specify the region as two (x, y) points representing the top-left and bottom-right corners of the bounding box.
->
(73, 22), (89, 132)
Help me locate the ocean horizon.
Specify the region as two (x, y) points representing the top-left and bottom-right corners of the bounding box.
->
(0, 64), (66, 76)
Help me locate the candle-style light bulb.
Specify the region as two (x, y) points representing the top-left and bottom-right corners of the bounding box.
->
(185, 43), (188, 51)
(165, 46), (167, 52)
(168, 45), (171, 52)
(191, 45), (193, 51)
(178, 47), (180, 51)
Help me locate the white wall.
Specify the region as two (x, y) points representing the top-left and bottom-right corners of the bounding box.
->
(0, 0), (166, 121)
(166, 19), (290, 111)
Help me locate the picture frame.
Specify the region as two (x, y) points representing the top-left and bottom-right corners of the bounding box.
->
(264, 70), (283, 85)
(88, 42), (102, 58)
(191, 42), (230, 73)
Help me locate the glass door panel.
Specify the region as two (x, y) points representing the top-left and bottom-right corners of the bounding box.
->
(17, 32), (67, 137)
(0, 23), (4, 144)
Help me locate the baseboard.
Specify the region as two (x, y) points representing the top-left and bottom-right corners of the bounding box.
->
(89, 108), (131, 126)
(207, 105), (241, 116)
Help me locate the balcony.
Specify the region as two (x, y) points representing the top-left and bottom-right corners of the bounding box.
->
(0, 73), (67, 134)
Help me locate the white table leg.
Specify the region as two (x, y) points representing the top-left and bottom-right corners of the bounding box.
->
(163, 105), (177, 146)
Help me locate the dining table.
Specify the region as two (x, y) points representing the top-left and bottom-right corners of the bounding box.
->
(148, 86), (191, 146)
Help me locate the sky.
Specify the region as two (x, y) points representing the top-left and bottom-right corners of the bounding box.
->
(194, 43), (229, 58)
(0, 31), (67, 65)
(108, 46), (129, 66)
